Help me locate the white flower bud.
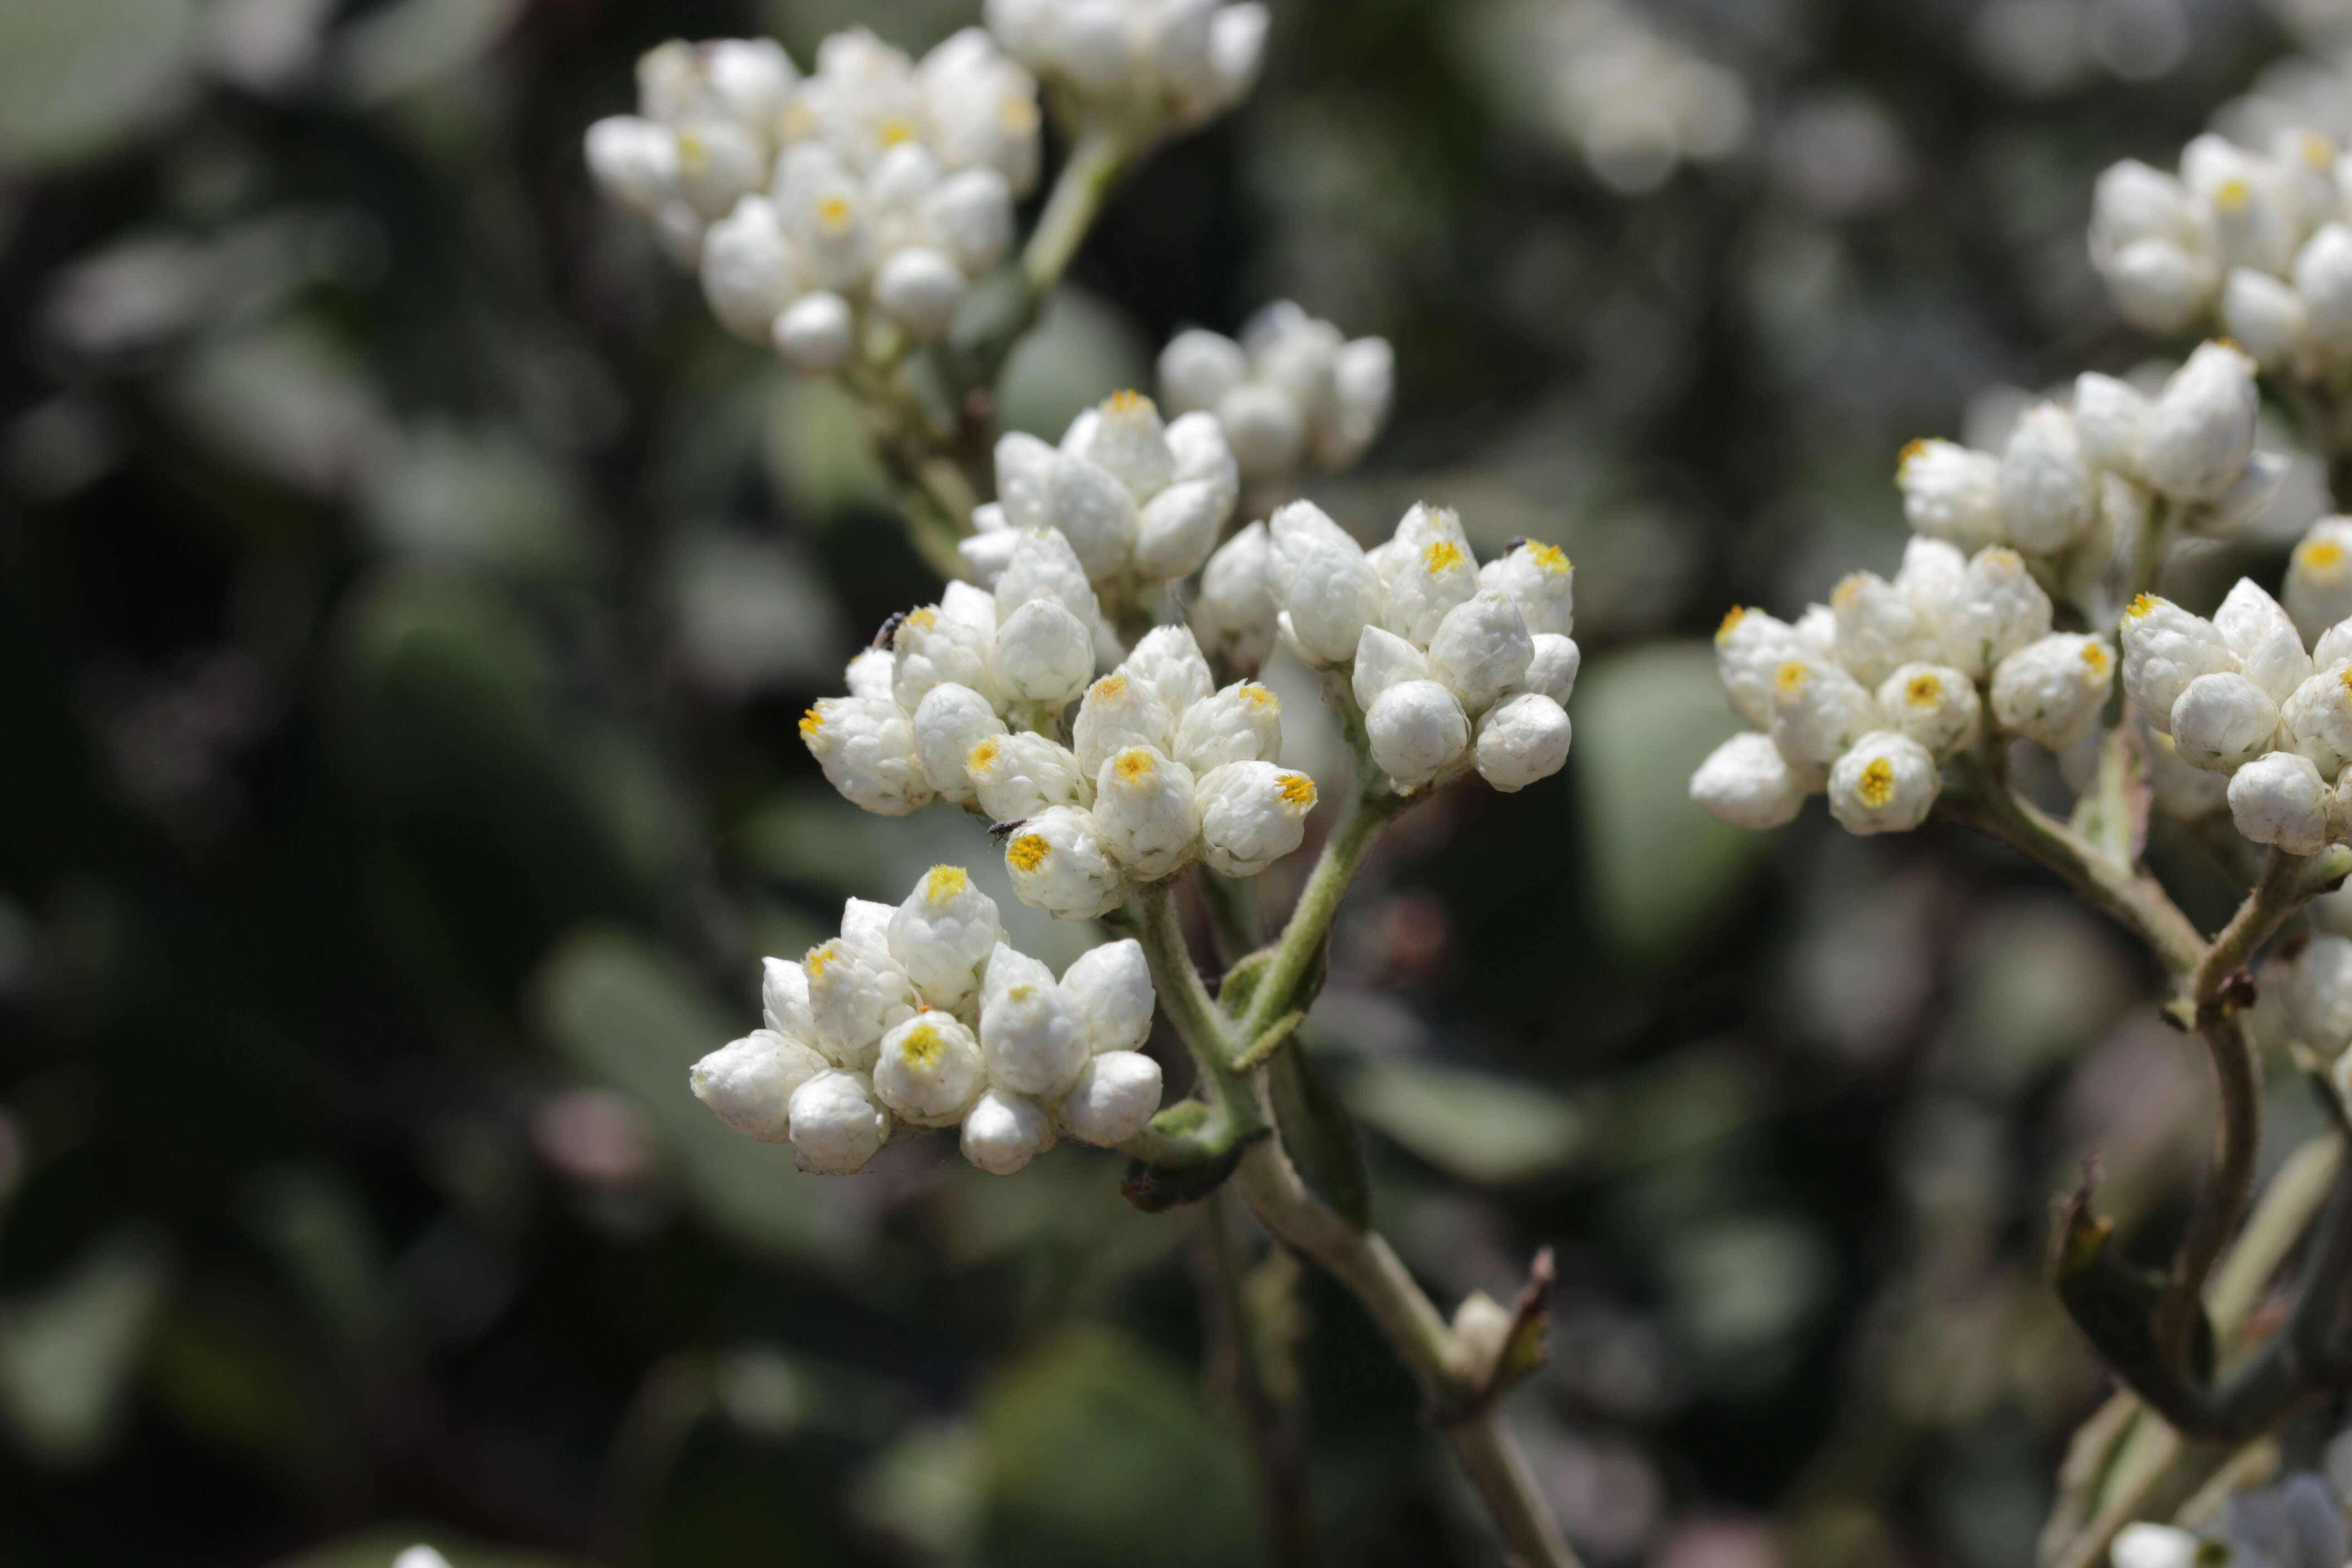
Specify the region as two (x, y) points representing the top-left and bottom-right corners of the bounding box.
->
(2222, 267), (2308, 370)
(840, 897), (895, 952)
(1768, 656), (1881, 773)
(1827, 731), (1939, 835)
(2108, 240), (2220, 335)
(1038, 453), (1138, 582)
(1004, 804), (1127, 919)
(1690, 731), (1807, 830)
(700, 196), (800, 340)
(774, 290), (854, 372)
(2279, 934), (2352, 1051)
(1072, 673), (1175, 779)
(872, 1011), (987, 1126)
(1990, 634), (2114, 750)
(1060, 1051), (1164, 1145)
(1121, 627), (1211, 713)
(763, 956), (815, 1040)
(1505, 636), (1578, 710)
(1473, 692), (1573, 792)
(788, 1069), (890, 1174)
(801, 696), (934, 815)
(994, 431), (1056, 532)
(1160, 328), (1249, 415)
(1381, 510), (1480, 648)
(1167, 409), (1239, 509)
(1366, 679), (1472, 789)
(1714, 608), (1809, 728)
(1319, 335), (1394, 470)
(2298, 223), (2352, 351)
(1195, 520), (1276, 669)
(2214, 578), (2313, 704)
(1135, 479), (1226, 580)
(1195, 761), (1317, 874)
(2109, 1523), (2201, 1568)
(1078, 390), (1178, 499)
(1899, 439), (2006, 552)
(1478, 540), (1575, 637)
(893, 604), (998, 710)
(1426, 590), (1535, 715)
(804, 935), (918, 1073)
(960, 1087), (1053, 1174)
(1875, 663), (1980, 758)
(1218, 382), (1308, 482)
(1352, 624), (1431, 710)
(2230, 749), (2333, 854)
(967, 730), (1087, 822)
(980, 943), (1092, 1095)
(1269, 501), (1380, 667)
(2170, 672), (2281, 773)
(2287, 520), (2352, 643)
(912, 683), (1005, 802)
(1830, 571), (1927, 688)
(1092, 747), (1199, 879)
(1175, 681), (1284, 771)
(673, 119), (766, 221)
(992, 598), (1095, 707)
(887, 865), (1003, 1009)
(921, 167), (1015, 275)
(1999, 404), (2099, 554)
(872, 245), (965, 339)
(2142, 717), (2230, 818)
(2120, 594), (2238, 733)
(2286, 662), (2352, 776)
(586, 116), (680, 216)
(692, 1029), (827, 1142)
(1061, 938), (1155, 1054)
(2140, 342), (2259, 504)
(2089, 159), (2205, 264)
(2070, 372), (2148, 479)
(993, 523), (1093, 614)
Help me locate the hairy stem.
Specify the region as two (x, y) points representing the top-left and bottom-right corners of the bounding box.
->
(1237, 785), (1405, 1046)
(1022, 127), (1130, 297)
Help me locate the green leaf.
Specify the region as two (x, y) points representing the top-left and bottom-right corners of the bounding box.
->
(976, 1326), (1262, 1568)
(1572, 640), (1765, 965)
(529, 925), (864, 1268)
(1268, 1045), (1371, 1226)
(0, 0), (196, 172)
(1346, 1058), (1588, 1186)
(0, 1228), (168, 1465)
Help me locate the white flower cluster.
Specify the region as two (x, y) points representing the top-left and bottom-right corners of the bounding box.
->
(691, 867), (1165, 1174)
(983, 0), (1269, 138)
(2090, 127), (2352, 373)
(1156, 302), (1395, 494)
(799, 539), (1320, 917)
(2117, 550), (2352, 854)
(1693, 538), (2114, 836)
(1529, 0), (1750, 195)
(1253, 501), (1578, 794)
(584, 29), (1041, 369)
(2274, 930), (2352, 1056)
(1896, 343), (2282, 568)
(962, 391), (1239, 601)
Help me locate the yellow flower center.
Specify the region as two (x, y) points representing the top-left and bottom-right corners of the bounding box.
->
(817, 195), (852, 230)
(1239, 682), (1276, 709)
(1774, 660), (1810, 694)
(1857, 758), (1896, 808)
(2337, 666), (2352, 699)
(2217, 177), (2249, 210)
(806, 941), (837, 979)
(1896, 436), (1928, 479)
(906, 606), (938, 631)
(1905, 672), (1943, 706)
(967, 737), (1001, 771)
(1277, 773), (1317, 808)
(1524, 541), (1570, 575)
(1114, 748), (1156, 782)
(676, 130), (707, 172)
(1716, 606), (1748, 645)
(2302, 540), (2348, 573)
(2081, 643), (2111, 676)
(2125, 593), (2161, 621)
(1007, 834), (1049, 872)
(799, 705), (826, 738)
(1107, 389), (1150, 415)
(1831, 574), (1864, 608)
(1423, 539), (1465, 574)
(899, 1021), (945, 1068)
(924, 865), (970, 903)
(879, 118), (916, 146)
(1095, 674), (1127, 700)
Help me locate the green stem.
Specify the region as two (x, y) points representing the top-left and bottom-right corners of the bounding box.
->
(2152, 1013), (2262, 1391)
(1022, 127), (1129, 298)
(1237, 786), (1404, 1044)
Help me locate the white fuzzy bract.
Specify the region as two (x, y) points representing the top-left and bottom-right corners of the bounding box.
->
(983, 0), (1268, 139)
(1158, 302), (1393, 493)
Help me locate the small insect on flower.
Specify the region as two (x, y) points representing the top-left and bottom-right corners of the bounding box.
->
(872, 610), (909, 649)
(987, 818), (1028, 839)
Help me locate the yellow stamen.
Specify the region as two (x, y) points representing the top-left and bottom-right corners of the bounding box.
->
(1857, 758), (1896, 808)
(818, 195), (852, 230)
(967, 737), (1001, 771)
(1007, 834), (1049, 873)
(1114, 748), (1155, 782)
(1524, 541), (1570, 574)
(2217, 177), (2249, 210)
(806, 941), (835, 978)
(2302, 540), (2348, 573)
(1905, 672), (1943, 706)
(1774, 660), (1810, 694)
(923, 865), (970, 903)
(1716, 606), (1748, 645)
(1277, 773), (1317, 808)
(799, 705), (826, 738)
(2126, 593), (2161, 620)
(1239, 682), (1276, 709)
(879, 118), (915, 146)
(1095, 674), (1127, 700)
(2081, 643), (2111, 676)
(1107, 389), (1150, 415)
(906, 606), (938, 631)
(1423, 539), (1465, 574)
(899, 1021), (945, 1068)
(1896, 436), (1929, 480)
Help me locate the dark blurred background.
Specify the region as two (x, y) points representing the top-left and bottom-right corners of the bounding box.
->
(4, 0), (2346, 1563)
